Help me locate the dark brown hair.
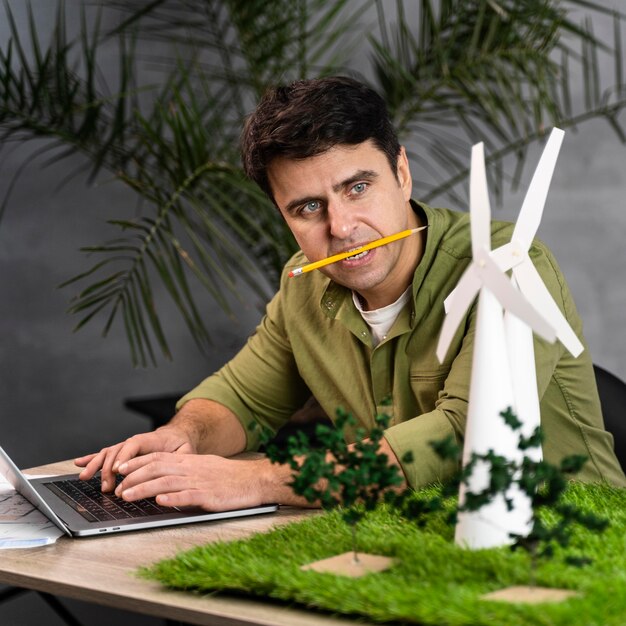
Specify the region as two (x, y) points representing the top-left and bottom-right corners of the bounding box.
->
(240, 76), (401, 201)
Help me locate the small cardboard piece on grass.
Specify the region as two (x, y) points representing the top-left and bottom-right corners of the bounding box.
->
(481, 585), (581, 604)
(301, 552), (394, 577)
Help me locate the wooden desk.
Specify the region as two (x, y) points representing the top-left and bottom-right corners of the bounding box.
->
(0, 460), (356, 626)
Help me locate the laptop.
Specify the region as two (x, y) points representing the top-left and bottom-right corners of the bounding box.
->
(0, 444), (278, 537)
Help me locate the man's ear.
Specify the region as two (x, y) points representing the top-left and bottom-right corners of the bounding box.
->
(396, 146), (412, 201)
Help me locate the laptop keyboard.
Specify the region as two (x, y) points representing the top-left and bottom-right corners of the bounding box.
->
(44, 476), (173, 523)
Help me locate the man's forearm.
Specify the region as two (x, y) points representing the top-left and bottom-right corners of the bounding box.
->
(165, 401), (408, 508)
(168, 398), (247, 457)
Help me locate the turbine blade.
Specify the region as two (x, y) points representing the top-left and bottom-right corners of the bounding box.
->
(513, 259), (584, 357)
(513, 128), (565, 250)
(437, 266), (481, 363)
(470, 143), (492, 256)
(444, 265), (482, 313)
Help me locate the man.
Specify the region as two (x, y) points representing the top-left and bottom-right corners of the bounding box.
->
(76, 76), (626, 510)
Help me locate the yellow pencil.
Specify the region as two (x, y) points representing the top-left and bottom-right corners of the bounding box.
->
(288, 226), (427, 277)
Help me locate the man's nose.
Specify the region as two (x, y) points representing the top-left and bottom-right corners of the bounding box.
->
(327, 200), (357, 239)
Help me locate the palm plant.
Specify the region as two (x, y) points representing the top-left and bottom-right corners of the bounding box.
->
(1, 0), (625, 365)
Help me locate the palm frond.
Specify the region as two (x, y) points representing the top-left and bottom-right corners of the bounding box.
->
(61, 159), (277, 365)
(369, 0), (626, 205)
(2, 0), (626, 364)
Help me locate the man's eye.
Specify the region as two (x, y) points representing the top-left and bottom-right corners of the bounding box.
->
(301, 201), (321, 214)
(351, 182), (368, 194)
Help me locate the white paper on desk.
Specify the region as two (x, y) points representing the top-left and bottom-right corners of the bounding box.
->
(0, 474), (64, 548)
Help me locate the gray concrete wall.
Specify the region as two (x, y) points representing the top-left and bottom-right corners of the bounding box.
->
(1, 1), (625, 473)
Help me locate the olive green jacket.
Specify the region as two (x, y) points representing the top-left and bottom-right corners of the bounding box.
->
(179, 203), (626, 489)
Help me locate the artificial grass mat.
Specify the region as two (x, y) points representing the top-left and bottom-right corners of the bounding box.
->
(140, 482), (626, 625)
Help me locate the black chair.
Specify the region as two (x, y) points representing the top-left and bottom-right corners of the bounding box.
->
(124, 394), (179, 430)
(593, 363), (626, 471)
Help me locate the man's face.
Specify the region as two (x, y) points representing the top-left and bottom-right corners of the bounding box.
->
(268, 140), (422, 310)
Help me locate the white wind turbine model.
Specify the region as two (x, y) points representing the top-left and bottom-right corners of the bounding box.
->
(490, 128), (583, 466)
(436, 140), (560, 550)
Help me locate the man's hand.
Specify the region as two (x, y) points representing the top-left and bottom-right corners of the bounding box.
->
(113, 452), (296, 511)
(74, 399), (248, 492)
(112, 435), (407, 511)
(75, 426), (194, 492)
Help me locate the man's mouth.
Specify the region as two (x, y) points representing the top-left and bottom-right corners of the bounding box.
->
(345, 248), (370, 261)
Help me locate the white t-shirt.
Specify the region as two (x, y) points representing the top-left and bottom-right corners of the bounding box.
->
(352, 286), (412, 346)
